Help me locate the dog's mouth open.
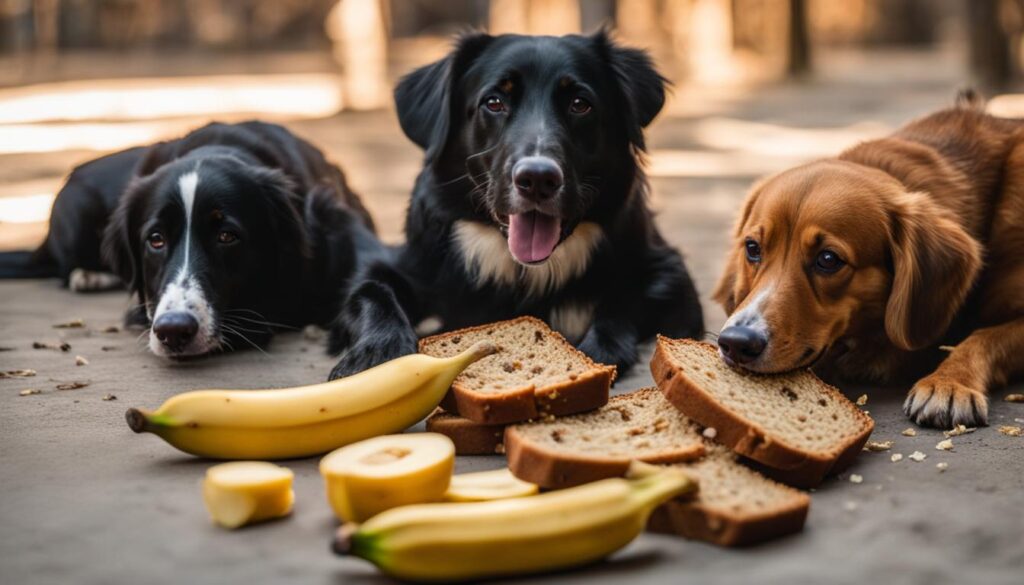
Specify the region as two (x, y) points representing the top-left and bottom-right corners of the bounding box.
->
(507, 211), (562, 265)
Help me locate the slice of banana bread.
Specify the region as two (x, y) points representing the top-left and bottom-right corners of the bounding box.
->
(419, 317), (614, 425)
(648, 445), (810, 547)
(650, 337), (874, 488)
(504, 388), (706, 488)
(424, 408), (505, 455)
(504, 387), (810, 546)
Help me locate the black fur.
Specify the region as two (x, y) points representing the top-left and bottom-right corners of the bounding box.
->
(329, 31), (703, 379)
(2, 121), (383, 357)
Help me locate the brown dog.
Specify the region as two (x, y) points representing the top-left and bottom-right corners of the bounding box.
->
(712, 91), (1024, 429)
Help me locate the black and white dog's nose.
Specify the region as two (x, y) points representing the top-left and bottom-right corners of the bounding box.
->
(153, 311), (199, 352)
(513, 157), (563, 201)
(718, 326), (767, 364)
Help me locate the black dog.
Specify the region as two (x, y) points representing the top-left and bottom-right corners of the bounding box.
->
(328, 31), (703, 379)
(1, 121), (382, 358)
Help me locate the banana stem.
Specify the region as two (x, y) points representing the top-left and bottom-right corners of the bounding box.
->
(125, 408), (177, 433)
(332, 523), (361, 556)
(631, 468), (697, 505)
(455, 341), (498, 365)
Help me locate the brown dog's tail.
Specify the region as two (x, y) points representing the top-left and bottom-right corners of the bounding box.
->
(955, 87), (986, 111)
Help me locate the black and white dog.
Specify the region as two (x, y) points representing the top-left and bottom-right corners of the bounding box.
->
(1, 121), (382, 358)
(328, 31), (703, 378)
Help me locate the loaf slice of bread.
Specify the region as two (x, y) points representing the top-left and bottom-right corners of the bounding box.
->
(419, 317), (615, 425)
(648, 445), (810, 547)
(424, 408), (505, 455)
(504, 388), (706, 488)
(650, 337), (874, 488)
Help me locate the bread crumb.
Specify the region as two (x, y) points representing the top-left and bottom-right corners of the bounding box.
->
(53, 318), (85, 329)
(1005, 394), (1024, 403)
(997, 425), (1022, 437)
(936, 462), (949, 472)
(890, 453), (903, 462)
(849, 474), (863, 484)
(864, 440), (893, 452)
(943, 424), (976, 437)
(935, 439), (953, 451)
(56, 381), (89, 391)
(19, 388), (42, 396)
(856, 394), (868, 406)
(702, 427), (717, 439)
(75, 355), (89, 366)
(901, 428), (917, 437)
(101, 394), (117, 401)
(908, 450), (927, 462)
(1, 369), (37, 379)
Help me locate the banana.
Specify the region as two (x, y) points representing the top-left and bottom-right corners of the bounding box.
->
(125, 342), (496, 460)
(331, 463), (696, 582)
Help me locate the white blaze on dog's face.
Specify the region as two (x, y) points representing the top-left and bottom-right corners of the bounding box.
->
(146, 169), (219, 357)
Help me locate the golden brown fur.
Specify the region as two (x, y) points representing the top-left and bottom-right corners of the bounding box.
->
(714, 93), (1024, 428)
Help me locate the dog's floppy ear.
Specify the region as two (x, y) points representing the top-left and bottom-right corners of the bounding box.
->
(254, 167), (311, 279)
(593, 29), (667, 149)
(884, 191), (982, 350)
(394, 33), (494, 162)
(712, 179), (765, 314)
(135, 141), (178, 177)
(102, 181), (147, 303)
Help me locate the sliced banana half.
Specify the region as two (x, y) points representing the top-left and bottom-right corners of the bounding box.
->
(444, 468), (539, 502)
(202, 461), (294, 529)
(320, 433), (455, 522)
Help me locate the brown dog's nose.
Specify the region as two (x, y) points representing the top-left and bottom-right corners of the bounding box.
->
(153, 311), (199, 352)
(513, 157), (563, 201)
(718, 326), (767, 364)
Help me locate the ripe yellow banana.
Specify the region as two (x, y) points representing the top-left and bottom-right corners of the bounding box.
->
(332, 464), (696, 582)
(125, 342), (496, 460)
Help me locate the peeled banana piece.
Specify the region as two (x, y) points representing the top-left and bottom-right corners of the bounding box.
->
(332, 464), (696, 582)
(202, 461), (294, 529)
(125, 342), (496, 459)
(443, 468), (538, 502)
(321, 433), (455, 522)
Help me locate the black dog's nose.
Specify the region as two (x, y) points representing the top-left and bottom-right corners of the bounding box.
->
(153, 311), (199, 352)
(718, 326), (767, 364)
(512, 157), (563, 201)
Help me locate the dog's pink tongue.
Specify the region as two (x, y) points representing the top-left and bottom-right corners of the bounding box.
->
(508, 211), (561, 264)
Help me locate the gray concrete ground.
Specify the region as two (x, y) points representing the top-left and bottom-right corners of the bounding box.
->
(2, 48), (1023, 585)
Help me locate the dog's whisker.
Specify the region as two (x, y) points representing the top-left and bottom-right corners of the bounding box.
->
(219, 324), (270, 358)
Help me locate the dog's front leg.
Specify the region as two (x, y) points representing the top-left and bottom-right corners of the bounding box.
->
(904, 318), (1024, 428)
(578, 313), (639, 376)
(327, 273), (419, 381)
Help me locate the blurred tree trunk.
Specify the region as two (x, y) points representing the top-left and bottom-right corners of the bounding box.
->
(786, 0), (810, 76)
(327, 0), (390, 110)
(967, 0), (1011, 90)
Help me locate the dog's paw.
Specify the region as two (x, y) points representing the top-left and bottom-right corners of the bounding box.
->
(69, 268), (121, 292)
(903, 375), (989, 429)
(577, 330), (637, 376)
(327, 338), (415, 381)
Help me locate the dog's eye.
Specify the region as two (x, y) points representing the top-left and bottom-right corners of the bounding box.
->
(744, 239), (761, 263)
(483, 96), (506, 113)
(815, 250), (845, 274)
(147, 232), (165, 250)
(569, 97), (592, 115)
(217, 231), (238, 244)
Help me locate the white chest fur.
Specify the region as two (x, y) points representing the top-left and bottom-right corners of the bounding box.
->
(451, 220), (604, 298)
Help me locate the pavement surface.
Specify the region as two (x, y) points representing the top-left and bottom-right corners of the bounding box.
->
(2, 48), (1023, 585)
